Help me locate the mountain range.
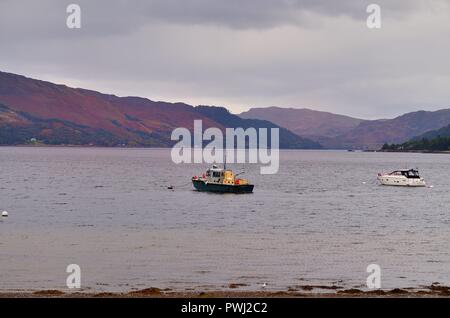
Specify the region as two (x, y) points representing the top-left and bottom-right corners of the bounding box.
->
(240, 107), (450, 149)
(0, 71), (319, 148)
(240, 107), (365, 139)
(1, 70), (450, 150)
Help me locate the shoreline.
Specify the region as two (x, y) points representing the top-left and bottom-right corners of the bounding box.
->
(2, 145), (449, 153)
(377, 150), (450, 154)
(2, 285), (450, 298)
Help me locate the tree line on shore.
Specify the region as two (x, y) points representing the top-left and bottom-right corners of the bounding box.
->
(382, 135), (450, 152)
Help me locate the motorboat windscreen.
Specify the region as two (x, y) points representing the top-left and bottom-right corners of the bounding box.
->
(406, 169), (420, 179)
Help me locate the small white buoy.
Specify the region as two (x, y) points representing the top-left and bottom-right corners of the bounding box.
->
(2, 211), (8, 217)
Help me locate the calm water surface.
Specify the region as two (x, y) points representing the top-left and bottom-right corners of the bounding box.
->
(0, 147), (449, 292)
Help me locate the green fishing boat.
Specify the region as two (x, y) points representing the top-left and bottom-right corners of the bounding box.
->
(192, 165), (254, 194)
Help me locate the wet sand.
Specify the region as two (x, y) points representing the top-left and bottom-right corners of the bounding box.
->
(1, 284), (450, 298)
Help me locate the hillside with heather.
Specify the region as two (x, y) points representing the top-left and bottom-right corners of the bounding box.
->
(0, 71), (320, 148)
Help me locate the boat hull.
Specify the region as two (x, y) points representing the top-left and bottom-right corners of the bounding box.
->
(377, 176), (426, 187)
(192, 180), (254, 193)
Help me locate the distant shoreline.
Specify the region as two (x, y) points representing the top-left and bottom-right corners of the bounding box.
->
(0, 145), (358, 151)
(377, 149), (450, 154)
(1, 145), (450, 154)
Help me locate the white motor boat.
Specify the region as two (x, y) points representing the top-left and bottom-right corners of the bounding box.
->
(377, 169), (426, 187)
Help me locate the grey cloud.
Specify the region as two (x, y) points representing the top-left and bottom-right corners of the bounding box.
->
(1, 0), (450, 119)
(0, 0), (427, 39)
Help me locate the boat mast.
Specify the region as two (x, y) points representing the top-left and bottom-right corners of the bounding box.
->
(224, 149), (227, 170)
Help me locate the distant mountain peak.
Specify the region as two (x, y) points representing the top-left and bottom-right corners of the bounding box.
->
(240, 105), (450, 149)
(240, 106), (365, 140)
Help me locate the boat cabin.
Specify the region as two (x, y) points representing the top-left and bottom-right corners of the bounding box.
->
(389, 169), (421, 179)
(205, 165), (236, 184)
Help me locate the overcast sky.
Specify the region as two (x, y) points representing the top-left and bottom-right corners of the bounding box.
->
(1, 0), (450, 119)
